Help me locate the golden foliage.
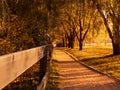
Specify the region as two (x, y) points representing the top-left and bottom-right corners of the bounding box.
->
(0, 0), (50, 55)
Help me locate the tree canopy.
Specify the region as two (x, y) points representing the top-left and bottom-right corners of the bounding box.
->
(0, 0), (120, 55)
(0, 0), (51, 55)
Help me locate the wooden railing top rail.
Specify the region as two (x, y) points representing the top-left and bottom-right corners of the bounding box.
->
(0, 45), (51, 89)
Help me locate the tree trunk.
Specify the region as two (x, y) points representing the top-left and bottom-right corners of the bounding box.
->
(70, 40), (74, 49)
(112, 24), (120, 55)
(68, 40), (74, 49)
(112, 41), (120, 55)
(79, 40), (83, 50)
(62, 37), (65, 47)
(67, 36), (74, 49)
(67, 37), (72, 48)
(79, 20), (83, 50)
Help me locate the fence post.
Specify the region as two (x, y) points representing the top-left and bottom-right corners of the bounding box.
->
(39, 55), (47, 82)
(37, 45), (53, 90)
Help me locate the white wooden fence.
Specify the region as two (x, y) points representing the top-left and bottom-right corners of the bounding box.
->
(0, 45), (51, 89)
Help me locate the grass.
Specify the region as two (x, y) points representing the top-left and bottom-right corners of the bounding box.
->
(64, 45), (120, 80)
(46, 51), (59, 90)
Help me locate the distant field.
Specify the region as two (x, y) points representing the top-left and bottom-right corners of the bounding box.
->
(64, 45), (120, 80)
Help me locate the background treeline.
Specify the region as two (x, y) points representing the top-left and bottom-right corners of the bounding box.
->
(0, 0), (120, 55)
(48, 0), (120, 55)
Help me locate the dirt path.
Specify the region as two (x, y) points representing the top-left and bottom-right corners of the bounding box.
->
(54, 49), (120, 90)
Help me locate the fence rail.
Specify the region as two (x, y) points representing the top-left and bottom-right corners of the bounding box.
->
(0, 45), (52, 90)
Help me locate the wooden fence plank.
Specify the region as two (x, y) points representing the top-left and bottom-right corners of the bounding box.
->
(0, 45), (46, 89)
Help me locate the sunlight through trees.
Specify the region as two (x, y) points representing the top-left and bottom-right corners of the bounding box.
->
(0, 0), (120, 55)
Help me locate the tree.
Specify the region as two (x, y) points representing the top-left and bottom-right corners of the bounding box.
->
(0, 0), (52, 55)
(75, 0), (96, 50)
(59, 1), (77, 48)
(92, 0), (120, 55)
(62, 0), (96, 50)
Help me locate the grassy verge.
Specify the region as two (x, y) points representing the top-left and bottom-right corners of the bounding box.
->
(46, 51), (59, 90)
(63, 46), (120, 80)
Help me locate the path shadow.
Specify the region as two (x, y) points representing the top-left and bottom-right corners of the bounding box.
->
(81, 54), (114, 62)
(60, 81), (120, 90)
(57, 57), (120, 90)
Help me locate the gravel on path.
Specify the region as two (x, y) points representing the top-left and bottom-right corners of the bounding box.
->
(54, 49), (120, 90)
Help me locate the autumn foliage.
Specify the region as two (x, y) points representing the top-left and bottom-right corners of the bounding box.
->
(0, 0), (50, 55)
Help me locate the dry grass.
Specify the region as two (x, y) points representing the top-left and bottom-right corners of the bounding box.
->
(46, 50), (59, 90)
(64, 45), (120, 80)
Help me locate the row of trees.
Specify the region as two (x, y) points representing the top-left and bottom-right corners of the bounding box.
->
(61, 0), (98, 50)
(0, 0), (120, 55)
(50, 0), (120, 55)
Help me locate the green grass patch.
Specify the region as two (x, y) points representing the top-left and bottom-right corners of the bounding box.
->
(63, 46), (120, 80)
(46, 51), (59, 90)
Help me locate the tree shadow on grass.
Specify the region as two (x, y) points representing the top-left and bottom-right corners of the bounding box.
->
(55, 54), (120, 90)
(78, 54), (120, 79)
(81, 54), (115, 63)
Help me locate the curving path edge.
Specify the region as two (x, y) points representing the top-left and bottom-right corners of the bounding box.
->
(54, 49), (120, 90)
